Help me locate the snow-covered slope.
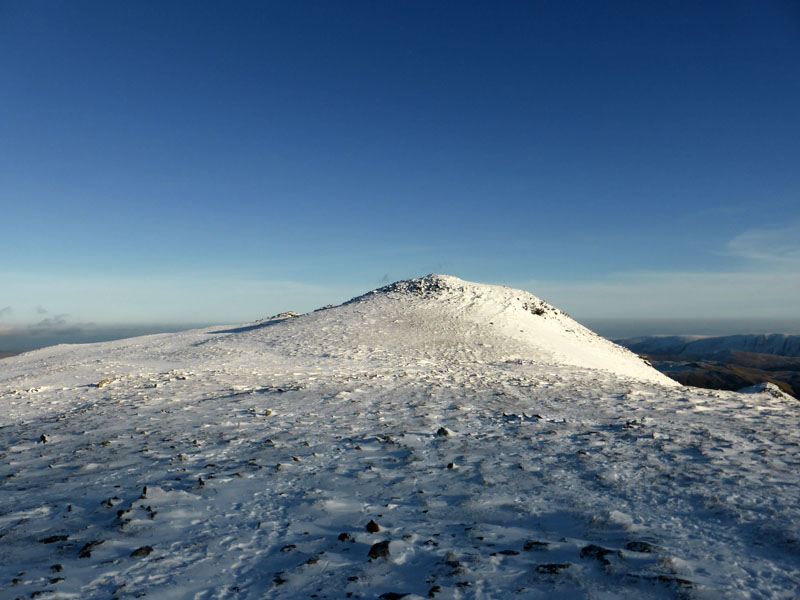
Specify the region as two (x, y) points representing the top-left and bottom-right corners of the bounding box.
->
(1, 275), (798, 599)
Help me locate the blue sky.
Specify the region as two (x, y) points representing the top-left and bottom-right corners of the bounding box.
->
(2, 1), (799, 344)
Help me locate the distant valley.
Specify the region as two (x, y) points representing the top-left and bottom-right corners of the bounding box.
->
(616, 334), (800, 397)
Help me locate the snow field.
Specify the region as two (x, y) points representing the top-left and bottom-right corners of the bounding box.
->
(1, 275), (798, 599)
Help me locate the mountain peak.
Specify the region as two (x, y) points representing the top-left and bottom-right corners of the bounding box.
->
(274, 275), (676, 386)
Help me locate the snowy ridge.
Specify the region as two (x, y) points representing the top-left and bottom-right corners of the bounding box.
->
(1, 276), (798, 599)
(269, 274), (675, 386)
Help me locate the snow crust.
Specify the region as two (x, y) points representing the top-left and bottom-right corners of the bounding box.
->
(1, 275), (798, 599)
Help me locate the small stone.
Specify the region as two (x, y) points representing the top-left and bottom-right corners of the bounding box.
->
(580, 544), (613, 564)
(428, 586), (442, 598)
(368, 540), (391, 560)
(625, 541), (656, 553)
(40, 535), (68, 544)
(446, 462), (455, 469)
(280, 544), (296, 552)
(366, 519), (380, 533)
(96, 378), (112, 388)
(79, 540), (103, 558)
(39, 434), (49, 443)
(50, 565), (63, 572)
(338, 533), (355, 543)
(657, 575), (693, 588)
(436, 427), (451, 437)
(379, 594), (408, 600)
(130, 545), (153, 558)
(536, 563), (571, 574)
(523, 540), (549, 551)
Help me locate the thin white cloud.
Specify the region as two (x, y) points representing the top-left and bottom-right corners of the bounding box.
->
(726, 224), (800, 264)
(517, 225), (800, 319)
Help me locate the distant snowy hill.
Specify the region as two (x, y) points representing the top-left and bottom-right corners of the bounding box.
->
(1, 275), (798, 599)
(617, 333), (800, 359)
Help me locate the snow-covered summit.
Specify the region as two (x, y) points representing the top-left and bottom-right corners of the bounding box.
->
(229, 274), (676, 386)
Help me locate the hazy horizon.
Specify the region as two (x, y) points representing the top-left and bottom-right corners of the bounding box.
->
(4, 316), (800, 355)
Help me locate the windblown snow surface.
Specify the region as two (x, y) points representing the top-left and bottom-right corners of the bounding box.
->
(1, 275), (798, 599)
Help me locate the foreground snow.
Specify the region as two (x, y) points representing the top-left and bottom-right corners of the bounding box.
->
(1, 275), (798, 599)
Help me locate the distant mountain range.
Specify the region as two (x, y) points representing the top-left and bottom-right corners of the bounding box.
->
(616, 334), (800, 397)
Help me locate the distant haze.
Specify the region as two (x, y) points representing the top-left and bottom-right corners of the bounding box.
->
(584, 318), (800, 340)
(0, 324), (212, 355)
(4, 317), (800, 356)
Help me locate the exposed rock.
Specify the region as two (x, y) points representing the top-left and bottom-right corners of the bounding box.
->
(580, 544), (613, 564)
(130, 545), (153, 557)
(40, 535), (68, 544)
(368, 540), (391, 560)
(523, 540), (549, 551)
(79, 540), (104, 558)
(536, 563), (571, 574)
(436, 427), (451, 437)
(625, 541), (656, 553)
(366, 519), (380, 533)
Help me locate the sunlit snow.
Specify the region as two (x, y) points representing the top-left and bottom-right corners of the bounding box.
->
(1, 275), (797, 599)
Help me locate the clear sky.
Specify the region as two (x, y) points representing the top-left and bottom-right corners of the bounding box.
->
(2, 1), (799, 347)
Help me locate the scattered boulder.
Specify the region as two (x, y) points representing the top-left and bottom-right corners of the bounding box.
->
(368, 540), (391, 560)
(580, 544), (613, 564)
(130, 545), (153, 558)
(366, 519), (380, 533)
(625, 541), (656, 553)
(338, 533), (355, 543)
(436, 427), (451, 437)
(79, 540), (104, 558)
(536, 563), (571, 574)
(523, 540), (549, 551)
(40, 535), (68, 544)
